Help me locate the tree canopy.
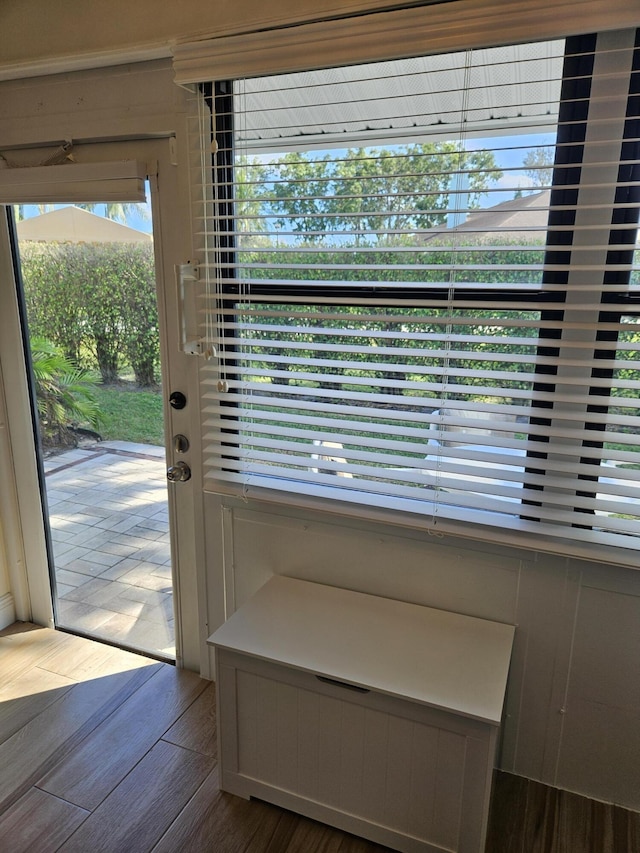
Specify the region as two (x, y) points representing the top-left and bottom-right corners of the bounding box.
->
(239, 143), (502, 246)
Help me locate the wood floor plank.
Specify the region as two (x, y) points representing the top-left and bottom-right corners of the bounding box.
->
(36, 629), (153, 680)
(2, 626), (639, 853)
(0, 625), (70, 686)
(0, 656), (160, 815)
(521, 777), (560, 853)
(0, 787), (89, 853)
(484, 770), (528, 853)
(263, 813), (393, 853)
(337, 833), (394, 852)
(58, 739), (214, 853)
(0, 622), (42, 639)
(153, 767), (392, 853)
(266, 817), (350, 853)
(38, 664), (208, 810)
(0, 665), (75, 746)
(152, 767), (289, 853)
(612, 802), (640, 853)
(162, 679), (217, 757)
(553, 788), (594, 853)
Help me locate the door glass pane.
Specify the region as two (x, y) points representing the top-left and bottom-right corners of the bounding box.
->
(14, 199), (175, 660)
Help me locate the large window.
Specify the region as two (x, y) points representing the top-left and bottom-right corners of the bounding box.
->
(191, 29), (640, 560)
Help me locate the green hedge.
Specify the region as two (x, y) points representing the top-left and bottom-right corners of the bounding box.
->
(20, 241), (159, 386)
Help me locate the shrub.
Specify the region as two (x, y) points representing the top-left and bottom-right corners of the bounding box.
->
(30, 337), (102, 447)
(20, 242), (159, 386)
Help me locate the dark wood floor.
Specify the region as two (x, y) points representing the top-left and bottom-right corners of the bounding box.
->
(0, 622), (638, 853)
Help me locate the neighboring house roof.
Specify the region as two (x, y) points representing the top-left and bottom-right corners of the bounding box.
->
(422, 190), (550, 245)
(16, 205), (152, 243)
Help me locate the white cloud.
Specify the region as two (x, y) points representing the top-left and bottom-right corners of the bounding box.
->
(495, 173), (536, 190)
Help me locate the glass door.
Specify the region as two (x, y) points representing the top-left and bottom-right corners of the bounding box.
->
(12, 192), (176, 660)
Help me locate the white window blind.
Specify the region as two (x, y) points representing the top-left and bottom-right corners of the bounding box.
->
(187, 26), (640, 562)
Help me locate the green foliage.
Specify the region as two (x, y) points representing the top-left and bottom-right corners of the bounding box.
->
(234, 241), (547, 404)
(20, 242), (86, 362)
(20, 242), (159, 386)
(244, 144), (502, 244)
(30, 337), (102, 446)
(92, 386), (164, 445)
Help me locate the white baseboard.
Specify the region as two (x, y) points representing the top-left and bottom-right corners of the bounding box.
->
(0, 592), (15, 630)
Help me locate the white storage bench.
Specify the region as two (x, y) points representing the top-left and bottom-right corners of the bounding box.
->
(208, 576), (515, 853)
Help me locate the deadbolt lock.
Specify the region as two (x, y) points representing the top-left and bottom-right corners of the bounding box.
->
(169, 391), (187, 410)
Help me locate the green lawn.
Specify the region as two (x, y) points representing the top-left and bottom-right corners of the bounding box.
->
(94, 385), (165, 446)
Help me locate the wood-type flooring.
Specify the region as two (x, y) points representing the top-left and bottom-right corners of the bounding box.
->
(0, 622), (638, 853)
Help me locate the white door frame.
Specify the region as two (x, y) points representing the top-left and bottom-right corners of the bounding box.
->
(0, 137), (204, 670)
(0, 62), (207, 671)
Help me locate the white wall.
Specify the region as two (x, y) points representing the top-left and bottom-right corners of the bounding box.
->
(0, 0), (407, 80)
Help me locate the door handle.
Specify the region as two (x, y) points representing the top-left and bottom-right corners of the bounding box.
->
(167, 461), (191, 482)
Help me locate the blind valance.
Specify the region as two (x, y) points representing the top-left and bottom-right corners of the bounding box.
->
(173, 0), (640, 84)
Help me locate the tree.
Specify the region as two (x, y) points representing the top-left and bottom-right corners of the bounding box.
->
(522, 147), (554, 188)
(254, 144), (502, 245)
(74, 202), (149, 224)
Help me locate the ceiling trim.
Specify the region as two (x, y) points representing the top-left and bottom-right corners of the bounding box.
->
(0, 44), (171, 83)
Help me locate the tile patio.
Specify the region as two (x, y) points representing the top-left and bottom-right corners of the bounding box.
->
(44, 440), (175, 659)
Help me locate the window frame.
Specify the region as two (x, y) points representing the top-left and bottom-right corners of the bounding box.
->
(193, 26), (640, 565)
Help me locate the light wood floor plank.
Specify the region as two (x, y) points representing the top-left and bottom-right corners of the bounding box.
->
(0, 665), (75, 746)
(58, 739), (214, 853)
(0, 622), (42, 639)
(0, 787), (89, 853)
(38, 664), (207, 810)
(162, 679), (217, 757)
(0, 625), (70, 687)
(36, 629), (153, 680)
(0, 656), (159, 814)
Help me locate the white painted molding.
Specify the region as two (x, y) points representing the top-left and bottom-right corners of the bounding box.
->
(0, 44), (170, 83)
(0, 592), (15, 631)
(173, 0), (640, 84)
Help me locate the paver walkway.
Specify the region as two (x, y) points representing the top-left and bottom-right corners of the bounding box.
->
(44, 440), (175, 659)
